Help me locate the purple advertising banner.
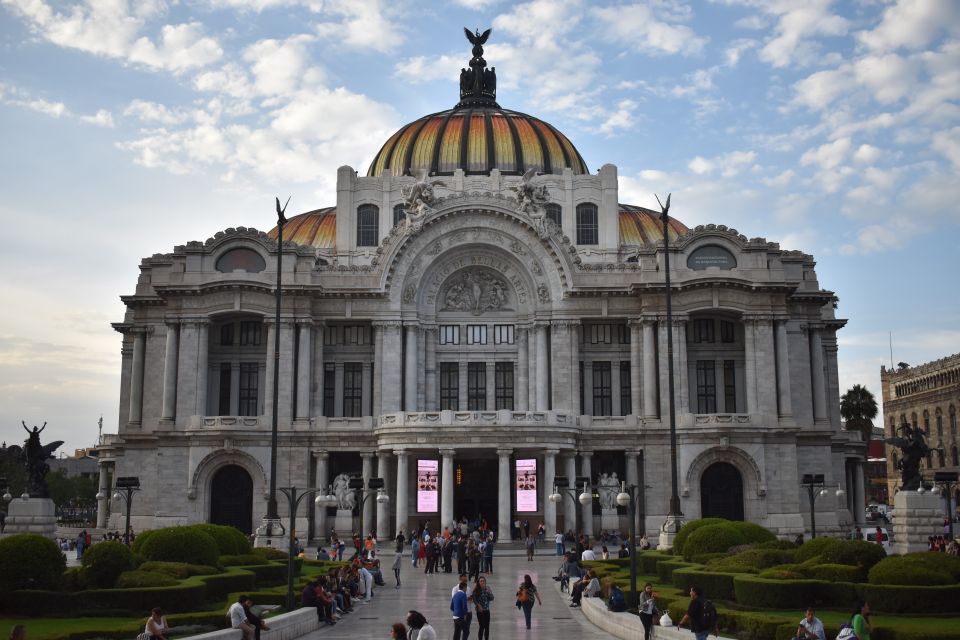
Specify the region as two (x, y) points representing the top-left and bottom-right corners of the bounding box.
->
(417, 459), (439, 513)
(515, 458), (538, 512)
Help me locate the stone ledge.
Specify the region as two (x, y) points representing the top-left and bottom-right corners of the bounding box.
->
(183, 607), (330, 640)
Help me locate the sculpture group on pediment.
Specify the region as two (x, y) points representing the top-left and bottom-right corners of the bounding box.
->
(401, 169), (446, 234)
(511, 168), (551, 237)
(441, 269), (510, 315)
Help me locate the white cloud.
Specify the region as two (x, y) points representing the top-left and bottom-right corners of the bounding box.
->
(853, 53), (919, 104)
(800, 138), (850, 170)
(857, 0), (960, 52)
(128, 22), (223, 72)
(687, 150), (757, 177)
(452, 0), (501, 7)
(763, 169), (795, 187)
(243, 35), (322, 97)
(688, 156), (714, 175)
(724, 39), (757, 67)
(756, 0), (849, 68)
(593, 2), (707, 56)
(393, 54), (465, 85)
(314, 0), (402, 53)
(80, 109), (114, 127)
(595, 99), (637, 135)
(792, 65), (853, 110)
(853, 144), (882, 164)
(24, 98), (67, 118)
(931, 127), (960, 169)
(124, 99), (190, 126)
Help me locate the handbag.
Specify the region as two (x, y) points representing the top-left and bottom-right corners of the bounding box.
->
(137, 633), (152, 640)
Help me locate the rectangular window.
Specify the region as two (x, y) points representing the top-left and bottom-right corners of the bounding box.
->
(239, 362), (259, 416)
(466, 325), (487, 345)
(357, 204), (379, 247)
(693, 319), (715, 343)
(620, 361), (631, 416)
(220, 323), (234, 346)
(696, 360), (717, 413)
(576, 203), (599, 245)
(546, 203), (562, 228)
(239, 321), (261, 346)
(590, 324), (613, 344)
(218, 363), (231, 415)
(393, 204), (406, 227)
(724, 360), (736, 412)
(720, 320), (735, 343)
(439, 325), (460, 345)
(343, 363), (363, 417)
(343, 325), (366, 345)
(493, 324), (515, 344)
(322, 364), (335, 416)
(617, 324), (631, 344)
(467, 362), (486, 410)
(323, 326), (338, 346)
(495, 362), (514, 410)
(439, 363), (459, 410)
(592, 362), (612, 416)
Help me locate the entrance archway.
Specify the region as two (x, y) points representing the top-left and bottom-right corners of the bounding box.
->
(210, 465), (253, 534)
(700, 462), (744, 521)
(453, 458), (499, 531)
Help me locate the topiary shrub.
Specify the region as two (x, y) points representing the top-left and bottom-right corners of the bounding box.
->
(689, 552), (729, 564)
(756, 539), (799, 550)
(188, 524), (250, 556)
(795, 537), (841, 563)
(733, 575), (857, 609)
(252, 547), (288, 561)
(862, 583), (960, 614)
(220, 554), (269, 566)
(0, 534), (66, 591)
(683, 524), (746, 560)
(807, 563), (864, 583)
(81, 541), (134, 588)
(114, 570), (179, 588)
(138, 526), (219, 567)
(673, 518), (729, 556)
(706, 549), (795, 574)
(130, 529), (158, 554)
(912, 552), (960, 580)
(139, 561), (218, 578)
(825, 540), (885, 571)
(62, 566), (86, 592)
(729, 521), (776, 546)
(868, 555), (954, 585)
(758, 567), (805, 580)
(672, 567), (738, 601)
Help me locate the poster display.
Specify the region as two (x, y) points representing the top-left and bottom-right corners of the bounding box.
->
(417, 459), (439, 513)
(515, 458), (538, 512)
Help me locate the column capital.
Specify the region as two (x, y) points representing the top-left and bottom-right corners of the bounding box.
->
(296, 317), (315, 326)
(360, 451), (376, 460)
(560, 450), (579, 460)
(627, 318), (645, 328)
(496, 448), (513, 457)
(313, 450), (330, 460)
(544, 448), (560, 456)
(551, 319), (581, 328)
(579, 450), (594, 458)
(372, 320), (404, 329)
(439, 448), (456, 457)
(393, 449), (408, 458)
(533, 320), (551, 329)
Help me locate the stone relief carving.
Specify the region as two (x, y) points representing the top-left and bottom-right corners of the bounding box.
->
(509, 240), (526, 255)
(427, 240), (443, 256)
(511, 167), (551, 237)
(530, 260), (543, 275)
(440, 268), (510, 314)
(401, 168), (446, 234)
(402, 284), (416, 304)
(537, 283), (550, 303)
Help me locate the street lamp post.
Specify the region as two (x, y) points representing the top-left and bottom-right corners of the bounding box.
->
(104, 476), (140, 545)
(933, 471), (959, 539)
(266, 197), (290, 529)
(801, 473), (844, 539)
(548, 476), (591, 540)
(348, 477), (388, 540)
(278, 486), (338, 612)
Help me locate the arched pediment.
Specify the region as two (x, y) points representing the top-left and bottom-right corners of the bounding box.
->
(684, 445), (765, 498)
(189, 448), (267, 501)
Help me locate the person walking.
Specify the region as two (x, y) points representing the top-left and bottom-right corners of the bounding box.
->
(472, 576), (494, 640)
(851, 601), (872, 640)
(390, 622), (408, 640)
(482, 535), (494, 574)
(392, 549), (403, 589)
(525, 535), (535, 561)
(411, 535), (420, 568)
(515, 574), (542, 630)
(638, 583), (658, 640)
(406, 610), (437, 640)
(451, 583), (469, 640)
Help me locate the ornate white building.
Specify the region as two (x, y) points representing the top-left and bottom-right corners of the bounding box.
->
(98, 35), (863, 542)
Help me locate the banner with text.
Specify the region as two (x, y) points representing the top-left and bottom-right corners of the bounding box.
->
(515, 458), (538, 512)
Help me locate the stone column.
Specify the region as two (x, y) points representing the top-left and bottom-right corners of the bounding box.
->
(394, 450), (409, 536)
(611, 358), (622, 416)
(277, 322), (295, 419)
(404, 325), (419, 411)
(580, 451), (593, 536)
(333, 363), (345, 417)
(361, 453), (374, 536)
(673, 320), (689, 414)
(128, 330), (146, 424)
(498, 449), (512, 540)
(176, 321), (198, 419)
(527, 327), (537, 410)
(583, 361), (594, 414)
(854, 460), (866, 526)
(372, 323), (384, 416)
(535, 323), (549, 410)
(626, 450), (639, 539)
(570, 322), (581, 415)
(486, 362), (496, 410)
(563, 453), (577, 534)
(424, 327), (438, 411)
(517, 327), (529, 411)
(362, 362), (373, 416)
(755, 318), (778, 417)
(642, 320), (658, 419)
(296, 321), (312, 419)
(195, 321), (209, 416)
(440, 448), (455, 531)
(744, 319), (758, 414)
(377, 452), (391, 540)
(313, 324), (325, 417)
(96, 463), (110, 528)
(544, 449), (557, 537)
(315, 451), (329, 540)
(161, 322), (179, 421)
(810, 327), (828, 421)
(263, 321), (276, 418)
(550, 322), (572, 412)
(775, 320), (793, 418)
(630, 321), (642, 417)
(381, 323), (403, 412)
(459, 361), (468, 410)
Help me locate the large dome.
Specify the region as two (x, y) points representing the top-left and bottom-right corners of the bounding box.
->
(367, 107), (589, 178)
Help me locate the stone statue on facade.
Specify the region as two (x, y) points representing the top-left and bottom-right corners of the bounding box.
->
(885, 422), (931, 491)
(19, 421), (62, 499)
(597, 472), (619, 511)
(512, 167), (551, 237)
(441, 269), (510, 315)
(332, 473), (356, 511)
(401, 168), (446, 234)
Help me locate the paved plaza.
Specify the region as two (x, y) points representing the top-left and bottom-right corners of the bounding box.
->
(298, 548), (615, 640)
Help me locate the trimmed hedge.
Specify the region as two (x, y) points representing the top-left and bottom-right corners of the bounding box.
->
(671, 567), (738, 601)
(190, 524), (251, 556)
(246, 562), (288, 587)
(689, 552), (729, 565)
(75, 582), (208, 613)
(862, 583), (960, 614)
(666, 599), (791, 640)
(758, 567), (805, 580)
(139, 526), (220, 567)
(795, 537), (839, 562)
(729, 521), (777, 546)
(733, 575), (857, 609)
(637, 551), (670, 574)
(200, 571), (257, 600)
(220, 554), (269, 566)
(253, 547), (288, 560)
(706, 548), (797, 574)
(807, 563), (865, 583)
(795, 538), (885, 571)
(114, 570), (178, 588)
(672, 518), (728, 555)
(0, 534), (66, 591)
(139, 561), (220, 578)
(682, 524), (746, 560)
(657, 560), (699, 582)
(868, 553), (960, 585)
(81, 541), (134, 588)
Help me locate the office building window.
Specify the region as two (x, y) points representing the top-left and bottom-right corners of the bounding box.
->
(592, 362), (612, 416)
(617, 324), (630, 344)
(620, 361), (631, 416)
(240, 321), (262, 346)
(467, 362), (486, 410)
(466, 325), (487, 345)
(322, 364), (335, 416)
(495, 362), (514, 410)
(576, 203), (598, 245)
(440, 363), (459, 410)
(218, 363), (231, 415)
(696, 360), (717, 413)
(590, 324), (613, 344)
(239, 362), (259, 416)
(357, 204), (379, 247)
(724, 360), (737, 412)
(693, 319), (715, 343)
(494, 325), (514, 344)
(343, 363), (363, 417)
(439, 325), (460, 345)
(720, 320), (735, 343)
(220, 323), (234, 346)
(343, 325), (367, 345)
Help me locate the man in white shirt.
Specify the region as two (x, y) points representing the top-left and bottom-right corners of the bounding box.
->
(359, 566), (374, 602)
(555, 531), (565, 556)
(797, 607), (826, 640)
(581, 547), (596, 561)
(228, 596), (255, 640)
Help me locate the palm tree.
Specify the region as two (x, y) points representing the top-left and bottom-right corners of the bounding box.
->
(840, 384), (879, 509)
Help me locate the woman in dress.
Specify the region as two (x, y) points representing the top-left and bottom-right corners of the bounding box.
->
(516, 574), (542, 630)
(472, 575), (494, 640)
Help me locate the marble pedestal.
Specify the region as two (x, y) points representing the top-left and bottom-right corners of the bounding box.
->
(333, 509), (355, 536)
(2, 497), (57, 540)
(253, 517), (286, 549)
(659, 514), (685, 551)
(892, 489), (942, 555)
(600, 508), (620, 533)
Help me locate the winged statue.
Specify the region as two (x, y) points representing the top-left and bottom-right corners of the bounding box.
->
(20, 421), (63, 498)
(401, 168), (446, 234)
(511, 167), (551, 236)
(885, 422), (930, 491)
(464, 27), (491, 46)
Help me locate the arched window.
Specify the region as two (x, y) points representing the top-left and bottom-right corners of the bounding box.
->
(952, 446), (958, 467)
(923, 410), (930, 433)
(393, 203), (406, 227)
(938, 448), (946, 467)
(889, 416), (895, 435)
(356, 204), (379, 247)
(911, 412), (918, 430)
(936, 407), (943, 436)
(576, 203), (599, 245)
(951, 405), (957, 435)
(546, 203), (562, 228)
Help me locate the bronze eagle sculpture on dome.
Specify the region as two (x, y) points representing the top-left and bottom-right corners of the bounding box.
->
(465, 27), (491, 59)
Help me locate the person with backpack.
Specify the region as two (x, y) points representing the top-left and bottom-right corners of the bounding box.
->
(837, 601), (872, 640)
(515, 574), (542, 630)
(678, 586), (717, 640)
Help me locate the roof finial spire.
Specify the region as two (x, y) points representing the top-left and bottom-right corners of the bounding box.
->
(457, 27), (499, 108)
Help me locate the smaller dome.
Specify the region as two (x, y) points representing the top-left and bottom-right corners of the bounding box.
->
(268, 207), (336, 249)
(619, 205), (687, 245)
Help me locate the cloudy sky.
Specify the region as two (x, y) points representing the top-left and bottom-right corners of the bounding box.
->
(1, 0), (958, 453)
